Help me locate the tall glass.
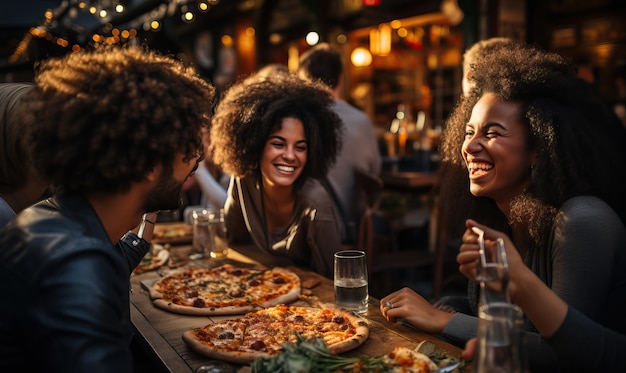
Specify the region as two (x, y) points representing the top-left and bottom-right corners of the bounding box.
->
(334, 250), (369, 313)
(208, 208), (228, 259)
(191, 208), (212, 259)
(475, 302), (526, 373)
(475, 234), (510, 309)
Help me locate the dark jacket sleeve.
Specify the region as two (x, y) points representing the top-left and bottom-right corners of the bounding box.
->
(117, 232), (150, 275)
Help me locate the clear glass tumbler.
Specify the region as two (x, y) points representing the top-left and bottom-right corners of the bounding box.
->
(191, 208), (212, 259)
(208, 208), (228, 259)
(474, 302), (526, 373)
(333, 250), (369, 313)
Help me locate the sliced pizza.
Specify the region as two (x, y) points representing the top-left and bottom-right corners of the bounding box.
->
(149, 264), (301, 315)
(182, 304), (370, 364)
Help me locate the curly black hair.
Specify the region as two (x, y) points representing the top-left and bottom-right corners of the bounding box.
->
(18, 45), (215, 194)
(438, 42), (626, 250)
(210, 72), (343, 186)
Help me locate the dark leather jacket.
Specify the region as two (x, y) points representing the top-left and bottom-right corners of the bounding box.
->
(0, 193), (149, 372)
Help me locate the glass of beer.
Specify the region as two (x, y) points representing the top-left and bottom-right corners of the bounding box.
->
(334, 250), (369, 313)
(208, 208), (228, 259)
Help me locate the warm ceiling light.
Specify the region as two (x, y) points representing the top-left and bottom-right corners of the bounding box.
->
(351, 47), (372, 67)
(305, 32), (320, 46)
(183, 11), (194, 21)
(370, 23), (391, 56)
(269, 33), (282, 44)
(221, 34), (233, 46)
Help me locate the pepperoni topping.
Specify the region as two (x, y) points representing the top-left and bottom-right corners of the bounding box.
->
(332, 315), (345, 324)
(249, 340), (265, 350)
(272, 276), (286, 284)
(230, 269), (243, 276)
(193, 298), (206, 307)
(248, 279), (261, 287)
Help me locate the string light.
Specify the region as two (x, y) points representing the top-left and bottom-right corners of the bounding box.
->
(9, 0), (220, 63)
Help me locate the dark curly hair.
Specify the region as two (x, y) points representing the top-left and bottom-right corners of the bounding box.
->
(18, 45), (215, 194)
(210, 72), (343, 186)
(438, 42), (626, 251)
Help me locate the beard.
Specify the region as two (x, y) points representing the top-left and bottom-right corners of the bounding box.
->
(142, 169), (186, 212)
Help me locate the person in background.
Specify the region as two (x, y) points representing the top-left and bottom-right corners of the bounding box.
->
(298, 43), (381, 243)
(0, 83), (49, 227)
(0, 46), (215, 372)
(182, 126), (230, 222)
(461, 37), (513, 97)
(459, 220), (625, 372)
(210, 71), (343, 277)
(380, 42), (626, 372)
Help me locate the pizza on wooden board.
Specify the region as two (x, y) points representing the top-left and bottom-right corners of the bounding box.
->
(149, 264), (301, 315)
(182, 304), (370, 364)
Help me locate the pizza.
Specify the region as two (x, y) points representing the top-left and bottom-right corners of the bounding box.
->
(182, 304), (369, 364)
(133, 244), (170, 274)
(152, 223), (193, 244)
(382, 346), (440, 372)
(149, 264), (301, 315)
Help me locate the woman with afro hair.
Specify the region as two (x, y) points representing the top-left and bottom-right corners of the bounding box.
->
(380, 42), (626, 372)
(210, 71), (344, 277)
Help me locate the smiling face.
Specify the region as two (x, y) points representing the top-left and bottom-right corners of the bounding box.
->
(462, 93), (536, 212)
(260, 117), (308, 189)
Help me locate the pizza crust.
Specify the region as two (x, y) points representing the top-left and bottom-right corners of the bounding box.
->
(153, 299), (261, 316)
(182, 330), (274, 364)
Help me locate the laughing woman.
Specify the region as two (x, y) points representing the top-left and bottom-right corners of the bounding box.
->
(380, 43), (626, 372)
(210, 72), (344, 277)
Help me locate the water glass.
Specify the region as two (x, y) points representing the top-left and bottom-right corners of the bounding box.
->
(208, 208), (228, 259)
(475, 233), (510, 308)
(191, 208), (213, 259)
(474, 302), (526, 373)
(334, 250), (369, 313)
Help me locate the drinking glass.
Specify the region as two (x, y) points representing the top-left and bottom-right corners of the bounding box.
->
(475, 302), (526, 373)
(191, 208), (213, 259)
(334, 250), (369, 313)
(473, 227), (510, 308)
(208, 208), (228, 259)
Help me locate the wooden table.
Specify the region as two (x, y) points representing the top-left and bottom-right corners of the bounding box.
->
(130, 244), (468, 372)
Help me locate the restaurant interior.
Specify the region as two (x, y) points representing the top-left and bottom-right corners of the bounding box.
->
(1, 0), (625, 302)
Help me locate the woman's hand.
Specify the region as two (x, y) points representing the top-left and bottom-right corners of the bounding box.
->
(379, 287), (453, 334)
(462, 338), (477, 360)
(458, 219), (527, 298)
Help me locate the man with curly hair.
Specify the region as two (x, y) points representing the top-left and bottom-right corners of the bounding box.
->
(380, 42), (626, 372)
(210, 71), (343, 277)
(0, 46), (215, 372)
